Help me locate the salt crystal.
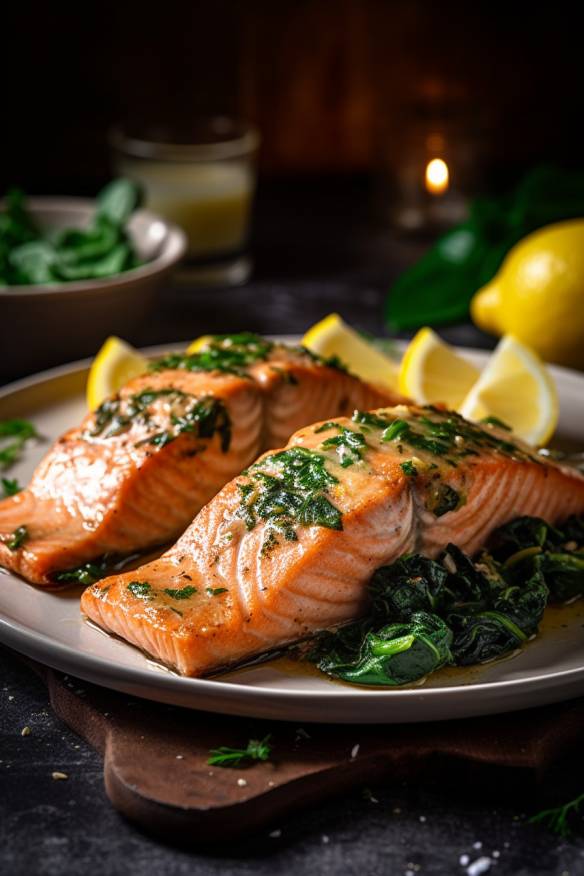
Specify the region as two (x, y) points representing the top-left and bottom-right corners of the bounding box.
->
(176, 755), (184, 760)
(473, 841), (483, 850)
(466, 857), (492, 876)
(351, 744), (360, 759)
(322, 835), (330, 844)
(460, 855), (470, 866)
(237, 778), (247, 787)
(492, 851), (500, 859)
(419, 815), (427, 823)
(269, 829), (282, 838)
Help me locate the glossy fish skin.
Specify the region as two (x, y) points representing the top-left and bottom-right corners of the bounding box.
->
(0, 341), (398, 587)
(81, 405), (584, 677)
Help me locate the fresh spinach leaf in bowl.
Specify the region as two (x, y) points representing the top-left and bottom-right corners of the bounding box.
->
(0, 180), (142, 286)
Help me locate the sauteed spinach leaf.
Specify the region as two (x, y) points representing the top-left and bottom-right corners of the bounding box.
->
(310, 514), (584, 687)
(315, 611), (453, 686)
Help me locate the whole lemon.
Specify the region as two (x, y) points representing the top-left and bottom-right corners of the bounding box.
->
(471, 219), (584, 369)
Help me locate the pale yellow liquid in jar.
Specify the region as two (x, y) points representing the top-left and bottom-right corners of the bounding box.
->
(119, 159), (254, 259)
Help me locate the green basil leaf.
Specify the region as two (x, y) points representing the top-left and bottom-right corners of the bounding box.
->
(96, 179), (141, 227)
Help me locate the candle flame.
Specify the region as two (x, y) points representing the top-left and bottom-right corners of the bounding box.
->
(425, 158), (449, 195)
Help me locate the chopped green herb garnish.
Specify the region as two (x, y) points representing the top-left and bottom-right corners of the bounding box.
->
(320, 426), (367, 467)
(382, 419), (409, 442)
(149, 334), (348, 378)
(89, 389), (231, 452)
(352, 407), (535, 464)
(163, 585), (197, 600)
(352, 411), (394, 431)
(150, 333), (274, 377)
(1, 477), (21, 497)
(238, 447), (343, 543)
(269, 366), (299, 385)
(206, 587), (228, 596)
(127, 581), (153, 598)
(481, 416), (512, 431)
(54, 558), (109, 586)
(261, 530), (280, 555)
(300, 346), (349, 373)
(0, 419), (39, 470)
(314, 421), (340, 434)
(1, 524), (29, 551)
(529, 792), (584, 838)
(400, 460), (418, 477)
(207, 734), (272, 768)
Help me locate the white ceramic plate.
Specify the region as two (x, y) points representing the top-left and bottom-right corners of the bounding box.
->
(1, 342), (584, 724)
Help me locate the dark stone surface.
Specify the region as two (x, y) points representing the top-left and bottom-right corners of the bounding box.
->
(2, 651), (584, 876)
(2, 180), (583, 874)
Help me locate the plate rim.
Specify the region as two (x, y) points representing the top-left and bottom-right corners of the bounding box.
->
(2, 339), (584, 723)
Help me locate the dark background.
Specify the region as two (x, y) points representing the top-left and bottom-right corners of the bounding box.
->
(2, 0), (581, 194)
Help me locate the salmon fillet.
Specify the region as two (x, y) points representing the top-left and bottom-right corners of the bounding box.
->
(0, 335), (397, 586)
(81, 404), (584, 676)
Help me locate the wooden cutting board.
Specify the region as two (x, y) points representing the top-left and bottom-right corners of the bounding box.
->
(28, 659), (584, 844)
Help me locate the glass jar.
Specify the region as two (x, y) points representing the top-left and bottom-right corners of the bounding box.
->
(111, 118), (259, 286)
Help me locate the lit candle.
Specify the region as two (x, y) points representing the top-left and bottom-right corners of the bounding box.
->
(425, 158), (450, 196)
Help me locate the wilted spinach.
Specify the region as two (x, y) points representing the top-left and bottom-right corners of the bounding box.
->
(310, 514), (584, 687)
(0, 179), (142, 286)
(315, 611), (453, 686)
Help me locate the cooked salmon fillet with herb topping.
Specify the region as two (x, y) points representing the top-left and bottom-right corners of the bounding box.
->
(0, 334), (398, 587)
(81, 404), (584, 676)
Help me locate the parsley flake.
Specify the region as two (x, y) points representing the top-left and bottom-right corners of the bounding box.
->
(127, 581), (153, 598)
(1, 477), (22, 497)
(207, 735), (272, 768)
(163, 585), (197, 600)
(1, 525), (28, 551)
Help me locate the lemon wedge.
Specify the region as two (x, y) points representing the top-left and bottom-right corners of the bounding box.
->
(458, 335), (558, 446)
(186, 335), (213, 354)
(86, 336), (148, 411)
(302, 313), (400, 389)
(399, 327), (480, 407)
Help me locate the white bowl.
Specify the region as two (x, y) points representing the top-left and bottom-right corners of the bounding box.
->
(0, 198), (187, 376)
